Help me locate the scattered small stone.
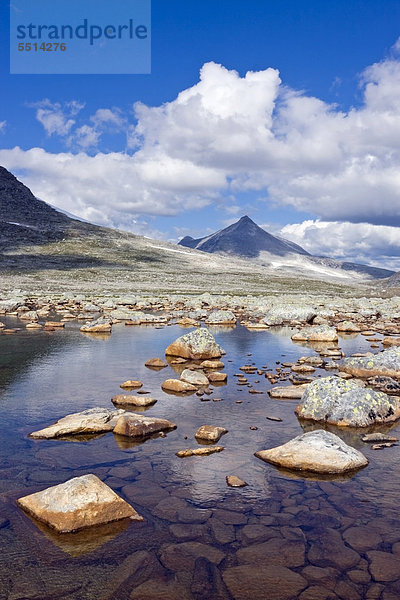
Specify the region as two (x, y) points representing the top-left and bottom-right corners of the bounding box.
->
(145, 357), (168, 368)
(371, 442), (397, 450)
(176, 446), (224, 458)
(266, 416), (282, 422)
(249, 426), (258, 430)
(120, 380), (143, 389)
(361, 433), (398, 443)
(226, 475), (247, 488)
(112, 395), (156, 407)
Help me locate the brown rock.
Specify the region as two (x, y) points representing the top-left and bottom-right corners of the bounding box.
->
(308, 528), (360, 570)
(207, 372), (227, 383)
(343, 526), (383, 552)
(113, 414), (176, 438)
(200, 360), (225, 369)
(226, 475), (247, 488)
(222, 564), (307, 600)
(145, 357), (168, 368)
(159, 541), (224, 571)
(367, 551), (400, 582)
(17, 474), (142, 533)
(299, 586), (338, 600)
(161, 379), (197, 393)
(236, 537), (305, 568)
(195, 425), (228, 443)
(176, 446), (224, 458)
(382, 337), (400, 346)
(268, 384), (309, 399)
(111, 395), (157, 408)
(120, 380), (143, 389)
(44, 321), (65, 328)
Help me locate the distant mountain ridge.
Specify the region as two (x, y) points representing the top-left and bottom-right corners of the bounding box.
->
(179, 215), (394, 280)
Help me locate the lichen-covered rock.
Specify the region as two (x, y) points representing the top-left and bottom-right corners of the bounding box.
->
(205, 310), (236, 325)
(291, 326), (338, 343)
(165, 328), (225, 359)
(263, 305), (317, 326)
(341, 347), (400, 378)
(113, 414), (176, 438)
(295, 376), (400, 427)
(255, 430), (368, 474)
(367, 376), (400, 395)
(17, 474), (142, 532)
(337, 321), (361, 333)
(30, 407), (125, 438)
(180, 369), (209, 386)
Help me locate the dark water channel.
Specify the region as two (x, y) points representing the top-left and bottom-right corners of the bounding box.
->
(0, 318), (399, 599)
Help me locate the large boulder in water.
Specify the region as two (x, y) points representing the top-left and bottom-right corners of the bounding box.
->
(263, 305), (317, 326)
(255, 430), (368, 474)
(165, 328), (225, 359)
(17, 474), (142, 532)
(341, 347), (400, 378)
(295, 376), (400, 427)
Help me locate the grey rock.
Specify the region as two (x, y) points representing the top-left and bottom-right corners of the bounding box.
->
(295, 376), (400, 427)
(255, 430), (368, 474)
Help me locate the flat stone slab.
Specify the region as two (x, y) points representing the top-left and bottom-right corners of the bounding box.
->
(17, 474), (142, 533)
(269, 384), (309, 399)
(113, 414), (176, 438)
(295, 376), (400, 426)
(30, 407), (125, 439)
(255, 430), (368, 474)
(291, 326), (338, 343)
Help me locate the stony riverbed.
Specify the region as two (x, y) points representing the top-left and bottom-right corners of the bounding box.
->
(0, 291), (400, 599)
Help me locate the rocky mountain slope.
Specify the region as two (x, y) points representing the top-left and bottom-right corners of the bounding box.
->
(179, 215), (393, 280)
(0, 165), (392, 295)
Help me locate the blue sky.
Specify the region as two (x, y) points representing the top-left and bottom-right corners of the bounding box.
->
(1, 0), (400, 269)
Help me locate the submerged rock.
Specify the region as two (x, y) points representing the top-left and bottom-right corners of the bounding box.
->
(292, 325), (338, 343)
(255, 430), (368, 474)
(113, 414), (176, 438)
(30, 407), (125, 438)
(165, 328), (225, 359)
(17, 474), (142, 532)
(195, 425), (228, 443)
(341, 347), (400, 378)
(295, 376), (400, 427)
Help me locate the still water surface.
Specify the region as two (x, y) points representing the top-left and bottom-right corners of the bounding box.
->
(0, 319), (399, 599)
